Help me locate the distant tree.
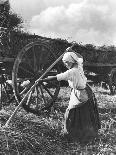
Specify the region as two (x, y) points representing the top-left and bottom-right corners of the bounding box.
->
(85, 44), (96, 50)
(107, 45), (116, 52)
(0, 0), (23, 56)
(0, 0), (23, 30)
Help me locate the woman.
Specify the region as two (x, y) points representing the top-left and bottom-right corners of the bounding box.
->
(40, 47), (101, 142)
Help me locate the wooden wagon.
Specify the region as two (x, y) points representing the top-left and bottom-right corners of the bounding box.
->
(0, 30), (116, 115)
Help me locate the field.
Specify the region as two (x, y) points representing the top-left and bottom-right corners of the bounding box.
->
(0, 85), (116, 155)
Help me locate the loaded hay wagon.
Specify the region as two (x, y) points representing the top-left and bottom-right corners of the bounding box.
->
(0, 28), (116, 117)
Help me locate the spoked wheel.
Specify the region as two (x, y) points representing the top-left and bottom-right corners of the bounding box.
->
(12, 41), (61, 115)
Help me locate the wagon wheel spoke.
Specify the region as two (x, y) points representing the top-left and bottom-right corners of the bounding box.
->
(39, 85), (47, 104)
(26, 90), (33, 106)
(35, 86), (40, 109)
(12, 41), (61, 115)
(41, 83), (54, 98)
(33, 46), (38, 72)
(23, 55), (34, 71)
(37, 46), (44, 71)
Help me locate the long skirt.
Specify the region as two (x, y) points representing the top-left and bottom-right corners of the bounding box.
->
(64, 85), (101, 142)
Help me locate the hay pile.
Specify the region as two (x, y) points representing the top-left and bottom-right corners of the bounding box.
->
(0, 86), (116, 154)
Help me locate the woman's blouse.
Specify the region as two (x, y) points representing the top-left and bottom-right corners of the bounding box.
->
(56, 66), (87, 108)
(57, 66), (87, 90)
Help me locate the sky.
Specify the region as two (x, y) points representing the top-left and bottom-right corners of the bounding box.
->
(8, 0), (116, 46)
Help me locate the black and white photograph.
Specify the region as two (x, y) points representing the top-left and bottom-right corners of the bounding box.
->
(0, 0), (116, 154)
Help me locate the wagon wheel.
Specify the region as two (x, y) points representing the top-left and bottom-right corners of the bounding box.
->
(12, 41), (61, 115)
(109, 68), (116, 95)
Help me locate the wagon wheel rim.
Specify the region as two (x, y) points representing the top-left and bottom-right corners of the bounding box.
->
(12, 41), (61, 115)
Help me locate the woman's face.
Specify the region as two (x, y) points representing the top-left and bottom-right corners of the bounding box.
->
(63, 60), (73, 69)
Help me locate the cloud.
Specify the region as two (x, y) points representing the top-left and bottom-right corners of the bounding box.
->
(29, 0), (116, 45)
(9, 0), (43, 21)
(9, 0), (116, 45)
(9, 0), (80, 20)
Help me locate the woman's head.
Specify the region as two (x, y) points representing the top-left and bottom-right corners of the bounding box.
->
(62, 48), (83, 69)
(63, 60), (73, 69)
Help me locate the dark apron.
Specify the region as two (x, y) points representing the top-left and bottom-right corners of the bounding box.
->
(64, 84), (101, 142)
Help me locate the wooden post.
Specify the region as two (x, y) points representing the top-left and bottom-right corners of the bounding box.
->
(4, 43), (76, 127)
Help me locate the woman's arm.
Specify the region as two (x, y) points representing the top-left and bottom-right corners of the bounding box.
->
(40, 70), (70, 83)
(40, 76), (57, 82)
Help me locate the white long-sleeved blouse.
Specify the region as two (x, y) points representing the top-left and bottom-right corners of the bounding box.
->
(56, 66), (87, 108)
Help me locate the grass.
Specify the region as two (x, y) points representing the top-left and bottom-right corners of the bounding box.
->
(0, 85), (116, 154)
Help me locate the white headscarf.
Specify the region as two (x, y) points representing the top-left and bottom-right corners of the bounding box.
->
(62, 49), (83, 66)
